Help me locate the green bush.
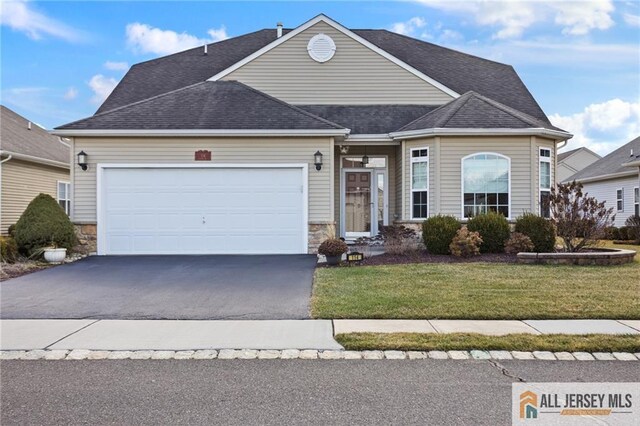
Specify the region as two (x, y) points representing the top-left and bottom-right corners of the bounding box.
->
(422, 215), (461, 255)
(604, 227), (620, 241)
(13, 193), (77, 256)
(514, 213), (557, 253)
(7, 224), (16, 237)
(624, 216), (640, 243)
(467, 212), (510, 253)
(0, 236), (19, 263)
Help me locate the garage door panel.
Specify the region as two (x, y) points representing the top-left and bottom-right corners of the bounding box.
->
(102, 167), (305, 254)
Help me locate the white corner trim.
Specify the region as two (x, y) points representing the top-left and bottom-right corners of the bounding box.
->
(51, 129), (350, 137)
(206, 14), (460, 99)
(96, 163), (309, 255)
(0, 150), (70, 169)
(390, 127), (573, 141)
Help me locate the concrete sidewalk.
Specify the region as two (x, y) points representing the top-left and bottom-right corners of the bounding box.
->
(1, 319), (638, 351)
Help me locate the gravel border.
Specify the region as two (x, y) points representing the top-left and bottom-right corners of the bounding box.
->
(1, 350), (638, 361)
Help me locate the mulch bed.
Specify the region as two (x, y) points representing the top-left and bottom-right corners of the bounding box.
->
(0, 261), (52, 281)
(319, 250), (517, 267)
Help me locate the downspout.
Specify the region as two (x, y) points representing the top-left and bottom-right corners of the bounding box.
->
(0, 155), (12, 233)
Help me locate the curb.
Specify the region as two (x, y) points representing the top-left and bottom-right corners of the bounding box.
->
(1, 349), (638, 361)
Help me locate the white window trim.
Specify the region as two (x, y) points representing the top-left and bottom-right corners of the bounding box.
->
(634, 187), (639, 216)
(410, 147), (429, 220)
(460, 152), (512, 220)
(539, 148), (552, 217)
(57, 180), (71, 215)
(616, 188), (624, 212)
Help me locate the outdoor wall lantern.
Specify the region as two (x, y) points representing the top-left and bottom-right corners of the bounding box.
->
(77, 151), (88, 171)
(314, 150), (323, 171)
(361, 154), (369, 166)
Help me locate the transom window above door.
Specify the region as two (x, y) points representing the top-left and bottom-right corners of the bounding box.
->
(341, 157), (386, 168)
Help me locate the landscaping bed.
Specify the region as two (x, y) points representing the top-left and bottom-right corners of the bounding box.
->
(356, 251), (516, 266)
(0, 261), (52, 281)
(336, 332), (640, 353)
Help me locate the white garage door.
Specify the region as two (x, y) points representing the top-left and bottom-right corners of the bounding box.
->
(100, 166), (306, 255)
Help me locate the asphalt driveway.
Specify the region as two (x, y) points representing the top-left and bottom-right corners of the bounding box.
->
(0, 255), (317, 320)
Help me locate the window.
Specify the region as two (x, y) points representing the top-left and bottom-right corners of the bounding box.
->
(539, 148), (552, 218)
(57, 181), (70, 215)
(635, 187), (639, 217)
(411, 148), (429, 219)
(616, 189), (624, 212)
(462, 153), (510, 218)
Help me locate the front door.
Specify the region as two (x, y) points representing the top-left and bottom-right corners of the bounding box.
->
(344, 170), (373, 238)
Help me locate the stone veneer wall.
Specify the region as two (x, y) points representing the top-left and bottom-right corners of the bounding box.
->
(73, 224), (97, 255)
(308, 221), (337, 254)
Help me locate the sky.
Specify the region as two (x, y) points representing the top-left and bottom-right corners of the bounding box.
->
(1, 0), (639, 155)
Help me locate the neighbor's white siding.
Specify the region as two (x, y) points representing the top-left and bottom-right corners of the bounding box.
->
(71, 137), (334, 224)
(223, 21), (454, 105)
(581, 175), (639, 227)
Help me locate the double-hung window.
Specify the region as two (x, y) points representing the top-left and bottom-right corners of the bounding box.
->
(635, 187), (639, 217)
(57, 181), (71, 215)
(411, 148), (429, 219)
(462, 153), (510, 218)
(539, 148), (551, 218)
(616, 189), (624, 212)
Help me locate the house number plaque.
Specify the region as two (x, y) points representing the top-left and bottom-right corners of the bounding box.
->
(195, 150), (212, 161)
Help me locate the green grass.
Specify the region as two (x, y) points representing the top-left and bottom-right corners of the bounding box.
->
(336, 333), (640, 352)
(312, 244), (640, 320)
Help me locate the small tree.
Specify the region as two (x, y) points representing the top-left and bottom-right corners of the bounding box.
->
(549, 181), (615, 252)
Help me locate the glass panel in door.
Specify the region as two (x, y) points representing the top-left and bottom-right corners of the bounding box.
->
(345, 171), (371, 235)
(376, 173), (385, 231)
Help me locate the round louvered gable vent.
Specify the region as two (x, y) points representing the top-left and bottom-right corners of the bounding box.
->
(307, 33), (336, 63)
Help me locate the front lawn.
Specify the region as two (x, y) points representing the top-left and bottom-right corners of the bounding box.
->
(312, 253), (640, 320)
(336, 332), (640, 352)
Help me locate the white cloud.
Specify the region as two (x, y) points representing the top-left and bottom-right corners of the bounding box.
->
(0, 0), (82, 42)
(415, 0), (616, 38)
(623, 12), (640, 27)
(63, 87), (78, 100)
(550, 99), (640, 155)
(390, 17), (426, 36)
(104, 61), (129, 71)
(88, 74), (117, 105)
(125, 22), (229, 55)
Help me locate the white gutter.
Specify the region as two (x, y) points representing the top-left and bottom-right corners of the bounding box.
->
(573, 170), (637, 184)
(0, 154), (12, 164)
(621, 160), (640, 168)
(389, 127), (573, 141)
(0, 150), (70, 169)
(344, 134), (396, 144)
(50, 129), (351, 137)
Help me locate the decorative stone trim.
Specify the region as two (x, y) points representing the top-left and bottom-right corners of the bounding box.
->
(517, 248), (636, 265)
(308, 221), (336, 254)
(2, 349), (637, 361)
(73, 223), (97, 255)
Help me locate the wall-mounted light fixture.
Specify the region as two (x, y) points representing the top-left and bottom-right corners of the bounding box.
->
(362, 146), (369, 166)
(77, 151), (88, 171)
(314, 151), (323, 171)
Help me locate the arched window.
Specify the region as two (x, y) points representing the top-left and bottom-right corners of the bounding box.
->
(462, 153), (510, 218)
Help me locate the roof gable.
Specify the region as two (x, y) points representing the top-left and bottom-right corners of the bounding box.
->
(0, 106), (69, 165)
(568, 136), (640, 182)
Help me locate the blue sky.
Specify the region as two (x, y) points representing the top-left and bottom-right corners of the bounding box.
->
(1, 0), (639, 154)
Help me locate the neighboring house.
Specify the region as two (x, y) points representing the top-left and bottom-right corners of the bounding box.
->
(53, 14), (571, 255)
(567, 136), (640, 227)
(557, 147), (601, 183)
(0, 106), (71, 235)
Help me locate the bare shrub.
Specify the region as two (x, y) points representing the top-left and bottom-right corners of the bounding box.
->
(449, 226), (482, 258)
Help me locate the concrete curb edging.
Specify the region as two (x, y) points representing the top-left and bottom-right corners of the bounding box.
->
(1, 349), (638, 361)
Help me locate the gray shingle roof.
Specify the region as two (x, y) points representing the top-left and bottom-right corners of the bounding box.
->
(93, 24), (549, 125)
(353, 30), (549, 123)
(1, 106), (69, 164)
(397, 91), (563, 133)
(567, 136), (640, 182)
(56, 81), (345, 131)
(298, 105), (437, 134)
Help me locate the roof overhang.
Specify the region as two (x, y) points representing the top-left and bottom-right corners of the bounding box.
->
(572, 170), (638, 184)
(389, 127), (573, 141)
(0, 150), (70, 169)
(50, 129), (351, 138)
(344, 134), (396, 144)
(207, 14), (460, 99)
(621, 160), (640, 168)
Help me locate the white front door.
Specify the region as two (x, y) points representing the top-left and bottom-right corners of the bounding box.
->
(100, 166), (306, 255)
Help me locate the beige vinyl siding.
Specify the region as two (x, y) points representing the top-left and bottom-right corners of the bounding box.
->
(402, 136), (551, 221)
(333, 145), (397, 235)
(1, 159), (70, 234)
(72, 137), (333, 223)
(223, 22), (454, 105)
